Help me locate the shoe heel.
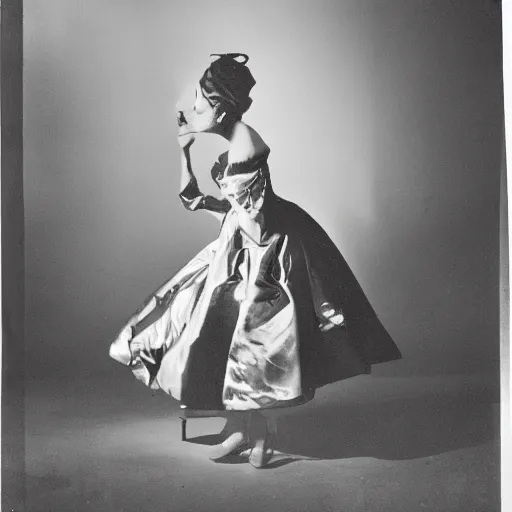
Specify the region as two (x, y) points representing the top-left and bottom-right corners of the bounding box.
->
(249, 433), (274, 468)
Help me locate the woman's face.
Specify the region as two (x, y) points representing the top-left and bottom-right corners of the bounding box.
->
(177, 84), (219, 135)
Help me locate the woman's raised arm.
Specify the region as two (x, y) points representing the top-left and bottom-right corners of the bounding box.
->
(178, 136), (230, 221)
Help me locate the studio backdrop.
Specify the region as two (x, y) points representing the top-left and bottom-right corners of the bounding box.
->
(23, 0), (502, 382)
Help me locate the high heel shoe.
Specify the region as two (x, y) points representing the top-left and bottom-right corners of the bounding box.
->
(209, 414), (249, 461)
(249, 414), (277, 468)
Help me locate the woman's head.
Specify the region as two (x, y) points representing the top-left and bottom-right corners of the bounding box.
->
(177, 53), (255, 135)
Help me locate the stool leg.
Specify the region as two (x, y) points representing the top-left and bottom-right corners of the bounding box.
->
(180, 417), (187, 441)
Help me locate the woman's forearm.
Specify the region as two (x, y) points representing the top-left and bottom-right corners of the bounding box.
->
(177, 144), (231, 219)
(180, 147), (195, 191)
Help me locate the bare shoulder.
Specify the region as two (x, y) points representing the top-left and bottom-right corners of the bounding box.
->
(228, 123), (269, 164)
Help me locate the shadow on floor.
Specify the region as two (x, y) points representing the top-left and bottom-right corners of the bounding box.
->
(186, 389), (499, 465)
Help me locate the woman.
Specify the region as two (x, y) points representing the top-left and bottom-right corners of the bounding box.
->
(109, 53), (402, 468)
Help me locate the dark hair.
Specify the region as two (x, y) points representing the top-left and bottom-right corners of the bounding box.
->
(199, 53), (255, 119)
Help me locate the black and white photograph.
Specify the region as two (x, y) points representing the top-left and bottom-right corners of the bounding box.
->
(1, 0), (507, 511)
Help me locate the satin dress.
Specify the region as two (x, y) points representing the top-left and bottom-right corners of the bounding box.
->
(109, 148), (402, 411)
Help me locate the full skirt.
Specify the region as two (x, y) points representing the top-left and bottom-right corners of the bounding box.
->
(109, 195), (402, 410)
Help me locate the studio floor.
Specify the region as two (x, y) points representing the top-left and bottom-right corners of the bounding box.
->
(23, 373), (500, 512)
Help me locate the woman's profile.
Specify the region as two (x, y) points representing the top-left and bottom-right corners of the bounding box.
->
(109, 53), (402, 468)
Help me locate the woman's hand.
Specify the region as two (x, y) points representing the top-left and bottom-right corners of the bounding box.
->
(178, 133), (195, 151)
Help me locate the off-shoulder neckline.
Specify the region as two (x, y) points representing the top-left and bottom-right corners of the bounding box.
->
(218, 147), (270, 168)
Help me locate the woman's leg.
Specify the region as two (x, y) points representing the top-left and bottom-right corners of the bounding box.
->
(248, 410), (278, 468)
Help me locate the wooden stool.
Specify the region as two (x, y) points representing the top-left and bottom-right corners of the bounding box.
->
(178, 409), (225, 441)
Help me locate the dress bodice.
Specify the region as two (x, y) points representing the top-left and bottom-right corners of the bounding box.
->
(179, 148), (272, 218)
(210, 148), (270, 183)
(211, 148), (271, 218)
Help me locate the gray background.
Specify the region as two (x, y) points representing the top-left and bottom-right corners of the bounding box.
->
(24, 0), (502, 381)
